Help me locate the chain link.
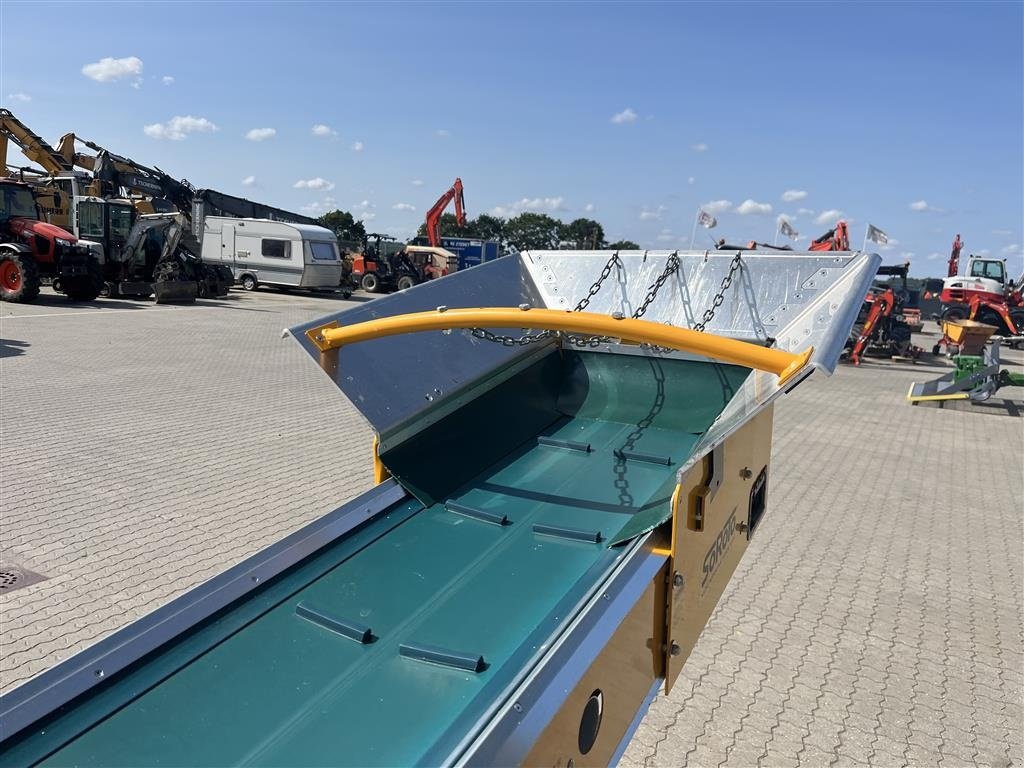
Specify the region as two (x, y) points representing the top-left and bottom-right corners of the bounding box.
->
(692, 251), (743, 333)
(469, 250), (742, 349)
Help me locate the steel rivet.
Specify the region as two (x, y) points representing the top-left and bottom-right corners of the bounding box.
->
(673, 572), (684, 588)
(670, 642), (681, 656)
(740, 467), (752, 479)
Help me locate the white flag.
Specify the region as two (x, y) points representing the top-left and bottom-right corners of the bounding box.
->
(866, 224), (889, 245)
(698, 209), (717, 229)
(779, 219), (799, 239)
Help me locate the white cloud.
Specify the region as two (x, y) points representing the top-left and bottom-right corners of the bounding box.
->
(411, 179), (425, 186)
(702, 200), (732, 215)
(688, 177), (696, 185)
(781, 189), (807, 202)
(351, 141), (364, 152)
(1002, 243), (1020, 255)
(898, 251), (915, 260)
(245, 127), (276, 142)
(143, 115), (218, 140)
(82, 56), (143, 83)
(735, 199), (773, 216)
(162, 75), (174, 85)
(690, 142), (708, 152)
(879, 237), (900, 252)
(311, 124), (337, 137)
(909, 200), (930, 212)
(926, 252), (943, 261)
(639, 205), (668, 221)
(610, 107), (638, 124)
(992, 229), (1013, 236)
(392, 203), (416, 212)
(490, 196), (567, 217)
(584, 203), (595, 213)
(656, 228), (674, 242)
(241, 175), (256, 187)
(975, 249), (991, 256)
(434, 129), (451, 138)
(815, 209), (844, 226)
(353, 200), (375, 222)
(797, 207), (815, 217)
(7, 92), (31, 102)
(293, 177), (335, 191)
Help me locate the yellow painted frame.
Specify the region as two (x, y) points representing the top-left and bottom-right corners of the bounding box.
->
(305, 307), (813, 385)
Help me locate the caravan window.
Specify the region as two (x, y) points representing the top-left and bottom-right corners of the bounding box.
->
(262, 239), (291, 259)
(310, 241), (337, 261)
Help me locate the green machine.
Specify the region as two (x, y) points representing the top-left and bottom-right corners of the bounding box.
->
(0, 249), (878, 767)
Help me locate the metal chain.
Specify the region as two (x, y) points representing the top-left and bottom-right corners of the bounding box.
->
(469, 250), (741, 349)
(469, 251), (624, 347)
(692, 252), (743, 333)
(633, 252), (680, 319)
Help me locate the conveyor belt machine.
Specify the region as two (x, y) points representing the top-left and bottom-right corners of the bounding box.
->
(0, 249), (878, 766)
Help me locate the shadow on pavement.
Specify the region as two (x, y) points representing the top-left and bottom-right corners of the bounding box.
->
(0, 338), (30, 358)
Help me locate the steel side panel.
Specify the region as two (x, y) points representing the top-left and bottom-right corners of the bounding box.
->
(521, 566), (668, 767)
(665, 405), (774, 691)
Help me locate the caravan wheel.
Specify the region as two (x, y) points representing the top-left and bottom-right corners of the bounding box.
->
(240, 274), (258, 291)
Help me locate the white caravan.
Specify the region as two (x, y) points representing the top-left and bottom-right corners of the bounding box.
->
(201, 216), (343, 291)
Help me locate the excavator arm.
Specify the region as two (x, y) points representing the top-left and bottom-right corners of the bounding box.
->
(0, 109), (74, 176)
(809, 220), (850, 252)
(948, 234), (962, 277)
(424, 177), (466, 247)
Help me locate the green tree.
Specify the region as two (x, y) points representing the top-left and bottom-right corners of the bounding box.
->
(317, 210), (366, 242)
(606, 239), (640, 250)
(503, 212), (563, 251)
(472, 214), (505, 245)
(560, 218), (606, 250)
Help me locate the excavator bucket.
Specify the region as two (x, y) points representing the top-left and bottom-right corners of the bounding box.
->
(0, 249), (878, 767)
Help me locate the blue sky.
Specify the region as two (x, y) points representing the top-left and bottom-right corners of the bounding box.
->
(2, 1), (1021, 276)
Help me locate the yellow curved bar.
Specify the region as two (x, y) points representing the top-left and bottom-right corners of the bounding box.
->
(306, 308), (813, 385)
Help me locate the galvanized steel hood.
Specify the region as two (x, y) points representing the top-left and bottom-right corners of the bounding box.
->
(287, 249), (880, 463)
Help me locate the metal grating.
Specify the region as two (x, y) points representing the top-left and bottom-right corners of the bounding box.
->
(0, 564), (49, 593)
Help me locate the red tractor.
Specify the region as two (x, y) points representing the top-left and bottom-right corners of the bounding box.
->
(0, 178), (103, 302)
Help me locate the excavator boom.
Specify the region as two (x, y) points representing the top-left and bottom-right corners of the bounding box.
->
(948, 234), (962, 277)
(0, 109), (73, 176)
(424, 177), (466, 247)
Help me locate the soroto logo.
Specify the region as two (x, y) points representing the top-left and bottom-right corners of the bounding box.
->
(701, 508), (737, 589)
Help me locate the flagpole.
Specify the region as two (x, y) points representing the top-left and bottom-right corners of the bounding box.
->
(689, 209), (700, 249)
(861, 223), (869, 253)
(774, 227), (780, 247)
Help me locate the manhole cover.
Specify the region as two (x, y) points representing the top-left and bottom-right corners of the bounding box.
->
(0, 564), (48, 593)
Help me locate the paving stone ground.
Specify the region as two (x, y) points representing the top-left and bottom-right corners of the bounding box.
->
(1, 287), (1022, 766)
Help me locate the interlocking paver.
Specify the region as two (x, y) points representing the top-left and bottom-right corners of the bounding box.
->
(1, 294), (1022, 767)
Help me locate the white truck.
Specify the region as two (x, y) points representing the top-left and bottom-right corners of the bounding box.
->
(201, 216), (344, 292)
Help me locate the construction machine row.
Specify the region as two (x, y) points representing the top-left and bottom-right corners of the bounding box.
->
(0, 110), (486, 306)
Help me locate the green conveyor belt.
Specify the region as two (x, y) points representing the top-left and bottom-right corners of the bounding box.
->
(4, 352), (746, 767)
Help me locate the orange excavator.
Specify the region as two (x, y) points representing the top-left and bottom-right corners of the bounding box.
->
(845, 263), (919, 364)
(809, 220), (850, 251)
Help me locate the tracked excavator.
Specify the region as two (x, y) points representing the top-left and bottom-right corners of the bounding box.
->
(936, 234), (1023, 335)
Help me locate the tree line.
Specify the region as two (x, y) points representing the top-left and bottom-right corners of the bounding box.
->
(317, 209), (639, 252)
